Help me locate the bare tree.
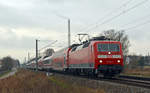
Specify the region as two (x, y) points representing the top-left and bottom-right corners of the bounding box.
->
(44, 48), (55, 57)
(1, 56), (20, 70)
(102, 29), (130, 55)
(1, 56), (14, 70)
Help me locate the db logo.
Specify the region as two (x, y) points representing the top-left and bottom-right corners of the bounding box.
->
(107, 55), (112, 58)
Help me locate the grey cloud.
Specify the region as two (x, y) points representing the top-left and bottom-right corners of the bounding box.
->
(0, 2), (58, 28)
(0, 29), (35, 49)
(0, 27), (65, 50)
(0, 0), (104, 30)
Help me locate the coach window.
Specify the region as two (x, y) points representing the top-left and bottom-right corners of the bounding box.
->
(71, 47), (77, 52)
(76, 45), (83, 51)
(91, 45), (93, 52)
(44, 60), (48, 64)
(44, 56), (48, 59)
(83, 42), (90, 48)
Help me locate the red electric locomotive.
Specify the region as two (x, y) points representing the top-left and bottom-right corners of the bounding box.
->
(69, 40), (123, 77)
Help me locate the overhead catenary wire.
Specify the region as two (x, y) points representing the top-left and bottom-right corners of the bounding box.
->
(80, 0), (148, 41)
(78, 0), (134, 33)
(38, 40), (57, 51)
(124, 19), (150, 31)
(76, 0), (134, 42)
(121, 13), (150, 28)
(85, 0), (148, 33)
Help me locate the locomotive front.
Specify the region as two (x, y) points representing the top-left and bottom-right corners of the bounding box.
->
(94, 41), (123, 76)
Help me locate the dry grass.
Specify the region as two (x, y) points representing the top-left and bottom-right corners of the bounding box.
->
(48, 75), (105, 93)
(0, 69), (105, 93)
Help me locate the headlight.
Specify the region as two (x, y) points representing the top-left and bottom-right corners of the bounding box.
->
(99, 60), (103, 63)
(98, 55), (107, 58)
(117, 60), (120, 63)
(112, 55), (121, 58)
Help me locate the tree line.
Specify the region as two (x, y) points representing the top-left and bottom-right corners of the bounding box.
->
(125, 55), (150, 70)
(0, 56), (20, 71)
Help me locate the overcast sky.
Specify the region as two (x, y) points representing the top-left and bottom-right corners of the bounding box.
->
(0, 0), (150, 63)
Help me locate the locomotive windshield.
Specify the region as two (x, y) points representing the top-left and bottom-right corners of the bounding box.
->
(97, 43), (120, 52)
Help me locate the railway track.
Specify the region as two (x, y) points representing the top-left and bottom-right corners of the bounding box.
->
(119, 75), (150, 81)
(114, 75), (150, 89)
(103, 77), (150, 89)
(76, 74), (150, 89)
(54, 71), (150, 89)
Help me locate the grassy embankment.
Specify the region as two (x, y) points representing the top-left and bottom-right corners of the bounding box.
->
(0, 69), (105, 93)
(123, 66), (150, 77)
(0, 70), (11, 77)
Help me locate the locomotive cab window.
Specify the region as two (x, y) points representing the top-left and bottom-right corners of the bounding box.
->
(97, 43), (120, 52)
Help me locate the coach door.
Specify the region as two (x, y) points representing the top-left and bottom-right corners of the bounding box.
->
(64, 54), (67, 68)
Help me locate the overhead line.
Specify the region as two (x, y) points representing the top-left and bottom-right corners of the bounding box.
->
(78, 0), (133, 33)
(124, 20), (150, 31)
(121, 13), (150, 27)
(80, 0), (148, 41)
(38, 40), (57, 51)
(85, 0), (148, 32)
